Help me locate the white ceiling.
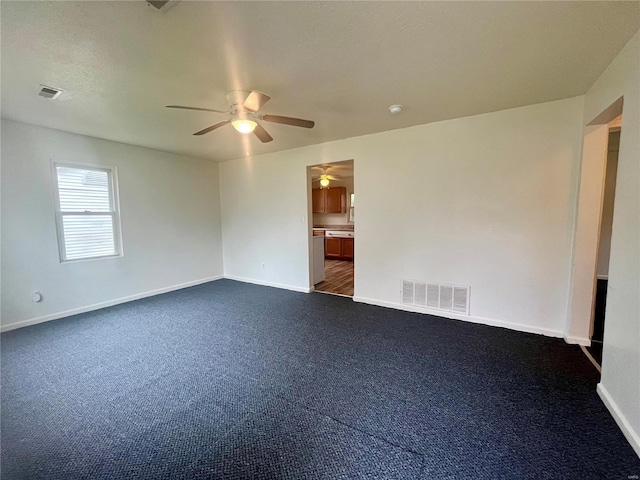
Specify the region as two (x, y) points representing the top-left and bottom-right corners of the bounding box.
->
(2, 1), (639, 162)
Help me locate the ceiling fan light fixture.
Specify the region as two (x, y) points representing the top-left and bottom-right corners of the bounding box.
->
(320, 175), (330, 188)
(167, 90), (314, 143)
(231, 118), (257, 134)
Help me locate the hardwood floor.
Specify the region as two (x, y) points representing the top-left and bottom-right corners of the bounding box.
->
(314, 259), (354, 296)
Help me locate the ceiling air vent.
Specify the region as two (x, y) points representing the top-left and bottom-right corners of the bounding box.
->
(38, 85), (63, 100)
(402, 280), (470, 315)
(146, 0), (180, 12)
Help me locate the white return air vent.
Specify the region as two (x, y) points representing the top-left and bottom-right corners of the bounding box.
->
(402, 280), (470, 315)
(38, 85), (63, 100)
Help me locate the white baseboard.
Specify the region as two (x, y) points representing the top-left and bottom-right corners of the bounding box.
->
(352, 296), (564, 339)
(0, 275), (224, 332)
(564, 335), (592, 346)
(224, 275), (312, 293)
(597, 383), (640, 458)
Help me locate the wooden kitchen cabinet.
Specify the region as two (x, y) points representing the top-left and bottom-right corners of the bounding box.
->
(341, 238), (354, 260)
(312, 187), (346, 214)
(325, 237), (342, 258)
(312, 188), (325, 213)
(325, 237), (354, 261)
(325, 188), (346, 213)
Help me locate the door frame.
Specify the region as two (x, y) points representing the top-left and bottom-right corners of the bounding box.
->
(565, 97), (623, 345)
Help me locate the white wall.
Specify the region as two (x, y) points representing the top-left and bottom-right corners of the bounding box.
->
(220, 97), (584, 335)
(1, 120), (224, 330)
(220, 153), (312, 291)
(580, 31), (640, 457)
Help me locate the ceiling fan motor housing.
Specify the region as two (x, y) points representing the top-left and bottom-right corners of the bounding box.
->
(227, 90), (252, 112)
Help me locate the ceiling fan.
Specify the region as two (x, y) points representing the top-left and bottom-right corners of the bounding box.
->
(312, 166), (342, 187)
(166, 90), (315, 143)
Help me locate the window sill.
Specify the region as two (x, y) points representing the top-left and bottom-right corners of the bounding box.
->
(60, 253), (123, 264)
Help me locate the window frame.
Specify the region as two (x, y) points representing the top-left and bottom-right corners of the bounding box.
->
(52, 161), (123, 263)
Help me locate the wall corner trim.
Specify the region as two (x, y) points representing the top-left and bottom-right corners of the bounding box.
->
(597, 383), (640, 458)
(0, 275), (224, 332)
(223, 275), (312, 293)
(564, 335), (592, 346)
(352, 296), (564, 338)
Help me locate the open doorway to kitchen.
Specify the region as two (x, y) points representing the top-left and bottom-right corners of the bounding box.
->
(308, 160), (355, 297)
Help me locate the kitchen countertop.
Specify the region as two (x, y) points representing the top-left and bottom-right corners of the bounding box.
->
(313, 225), (354, 231)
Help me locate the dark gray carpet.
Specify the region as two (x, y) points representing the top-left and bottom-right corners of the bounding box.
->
(2, 279), (639, 479)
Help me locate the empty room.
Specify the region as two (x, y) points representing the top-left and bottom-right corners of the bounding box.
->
(1, 1), (640, 478)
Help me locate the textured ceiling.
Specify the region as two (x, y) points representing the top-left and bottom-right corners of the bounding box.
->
(1, 1), (639, 162)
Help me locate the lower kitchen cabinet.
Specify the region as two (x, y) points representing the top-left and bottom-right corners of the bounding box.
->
(342, 238), (354, 260)
(325, 237), (342, 259)
(325, 237), (354, 261)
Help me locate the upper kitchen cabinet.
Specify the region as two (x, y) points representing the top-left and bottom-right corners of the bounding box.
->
(312, 187), (346, 214)
(325, 188), (346, 213)
(312, 188), (325, 213)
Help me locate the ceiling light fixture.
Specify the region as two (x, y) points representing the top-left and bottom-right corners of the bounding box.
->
(232, 119), (257, 133)
(320, 175), (330, 188)
(231, 112), (257, 134)
(389, 104), (403, 115)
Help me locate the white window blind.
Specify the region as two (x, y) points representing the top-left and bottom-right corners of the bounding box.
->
(54, 163), (121, 262)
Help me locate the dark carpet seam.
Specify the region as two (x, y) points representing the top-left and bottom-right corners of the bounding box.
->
(298, 402), (426, 458)
(418, 454), (426, 478)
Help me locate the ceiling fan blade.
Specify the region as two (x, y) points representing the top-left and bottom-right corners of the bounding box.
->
(193, 120), (231, 136)
(252, 123), (273, 143)
(242, 91), (271, 112)
(167, 105), (230, 114)
(261, 115), (314, 129)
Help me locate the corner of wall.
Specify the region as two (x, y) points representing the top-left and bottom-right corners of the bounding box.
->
(597, 383), (640, 458)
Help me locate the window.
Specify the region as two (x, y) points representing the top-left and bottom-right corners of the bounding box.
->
(53, 163), (122, 262)
(349, 193), (355, 222)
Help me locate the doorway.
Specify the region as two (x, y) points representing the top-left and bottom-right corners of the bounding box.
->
(567, 97), (623, 372)
(587, 118), (621, 367)
(308, 160), (355, 297)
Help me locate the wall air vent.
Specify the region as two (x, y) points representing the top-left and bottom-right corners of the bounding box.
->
(401, 280), (470, 315)
(38, 85), (63, 100)
(146, 0), (180, 12)
(402, 280), (414, 305)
